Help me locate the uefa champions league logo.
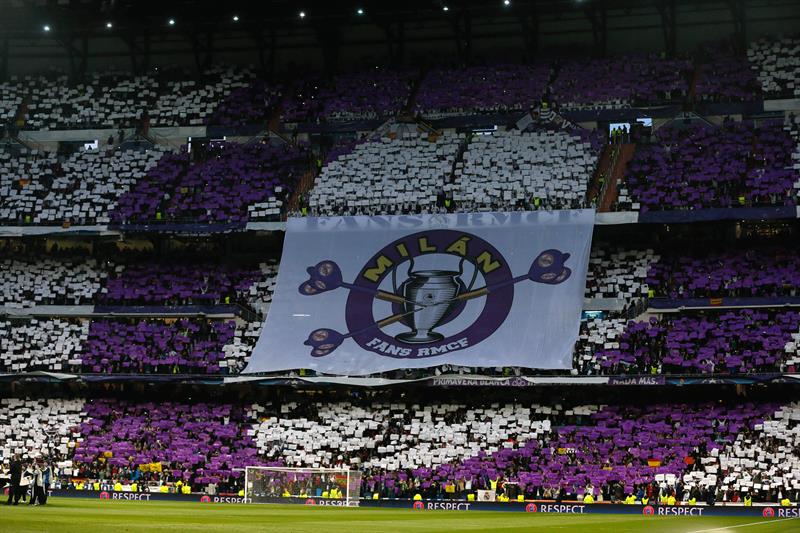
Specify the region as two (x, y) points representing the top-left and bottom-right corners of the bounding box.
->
(299, 229), (572, 359)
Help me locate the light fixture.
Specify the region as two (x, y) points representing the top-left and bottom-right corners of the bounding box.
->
(299, 10), (306, 18)
(504, 0), (511, 5)
(43, 24), (51, 32)
(232, 15), (239, 22)
(106, 22), (113, 29)
(168, 18), (176, 26)
(443, 5), (449, 12)
(356, 8), (364, 15)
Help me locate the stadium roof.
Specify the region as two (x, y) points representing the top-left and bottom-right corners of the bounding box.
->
(0, 0), (790, 36)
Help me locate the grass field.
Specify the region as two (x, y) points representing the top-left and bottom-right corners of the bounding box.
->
(1, 499), (798, 533)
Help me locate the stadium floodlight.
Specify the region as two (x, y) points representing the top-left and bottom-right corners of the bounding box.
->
(244, 466), (362, 506)
(43, 25), (51, 32)
(299, 10), (306, 19)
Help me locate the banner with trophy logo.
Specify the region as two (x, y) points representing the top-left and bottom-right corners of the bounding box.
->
(244, 210), (594, 376)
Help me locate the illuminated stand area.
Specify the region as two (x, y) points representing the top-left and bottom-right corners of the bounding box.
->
(244, 467), (362, 506)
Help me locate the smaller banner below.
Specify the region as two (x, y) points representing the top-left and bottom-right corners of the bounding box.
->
(245, 210), (594, 375)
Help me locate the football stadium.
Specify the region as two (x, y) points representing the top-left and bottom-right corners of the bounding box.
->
(0, 0), (799, 532)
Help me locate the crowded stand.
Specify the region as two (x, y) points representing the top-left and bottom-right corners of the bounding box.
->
(21, 71), (158, 131)
(281, 68), (414, 123)
(694, 46), (762, 102)
(0, 144), (173, 225)
(0, 398), (84, 469)
(81, 318), (238, 374)
(207, 80), (281, 128)
(585, 248), (658, 300)
(549, 54), (691, 109)
(4, 65), (261, 131)
(414, 64), (550, 118)
(246, 261), (279, 316)
(647, 247), (800, 299)
(0, 318), (87, 373)
(0, 81), (23, 126)
(585, 309), (800, 375)
(453, 128), (599, 211)
(308, 132), (463, 216)
(102, 261), (265, 306)
(150, 66), (259, 127)
(3, 395), (794, 503)
(70, 400), (261, 490)
(112, 141), (307, 225)
(748, 36), (800, 99)
(698, 402), (800, 503)
(617, 121), (800, 212)
(0, 257), (105, 307)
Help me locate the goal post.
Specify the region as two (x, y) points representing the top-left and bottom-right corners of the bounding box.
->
(244, 466), (362, 506)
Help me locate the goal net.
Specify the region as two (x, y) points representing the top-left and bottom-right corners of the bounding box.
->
(244, 467), (362, 506)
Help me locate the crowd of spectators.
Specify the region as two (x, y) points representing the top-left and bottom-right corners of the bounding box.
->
(452, 128), (599, 211)
(647, 247), (800, 299)
(748, 36), (800, 99)
(550, 54), (691, 110)
(414, 64), (550, 118)
(579, 309), (800, 375)
(0, 144), (172, 225)
(112, 140), (307, 225)
(617, 120), (800, 212)
(3, 395), (796, 504)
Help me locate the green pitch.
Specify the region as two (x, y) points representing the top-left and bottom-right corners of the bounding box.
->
(1, 499), (798, 533)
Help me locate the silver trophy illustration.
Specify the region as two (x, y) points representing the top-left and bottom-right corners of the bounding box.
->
(395, 269), (461, 343)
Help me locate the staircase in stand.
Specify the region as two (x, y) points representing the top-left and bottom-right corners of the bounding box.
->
(284, 167), (318, 217)
(14, 96), (29, 128)
(598, 143), (636, 212)
(586, 144), (613, 206)
(400, 68), (427, 119)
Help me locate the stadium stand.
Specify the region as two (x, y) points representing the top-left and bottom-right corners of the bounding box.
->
(80, 318), (238, 374)
(0, 257), (105, 307)
(0, 398), (84, 473)
(308, 132), (463, 216)
(453, 128), (599, 211)
(584, 309), (800, 374)
(3, 395), (794, 502)
(0, 318), (86, 372)
(647, 247), (800, 299)
(113, 141), (307, 225)
(70, 400), (262, 490)
(693, 402), (800, 502)
(281, 68), (414, 123)
(585, 248), (658, 300)
(414, 64), (550, 118)
(102, 261), (264, 306)
(695, 45), (762, 102)
(0, 144), (173, 225)
(748, 36), (800, 99)
(549, 54), (691, 109)
(207, 80), (282, 128)
(616, 121), (800, 212)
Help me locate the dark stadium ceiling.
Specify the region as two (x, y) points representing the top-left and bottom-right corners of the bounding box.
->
(0, 0), (771, 36)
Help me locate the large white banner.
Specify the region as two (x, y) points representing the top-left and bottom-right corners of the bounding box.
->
(245, 210), (594, 375)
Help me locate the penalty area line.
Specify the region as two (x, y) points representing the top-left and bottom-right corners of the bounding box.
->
(684, 516), (798, 533)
